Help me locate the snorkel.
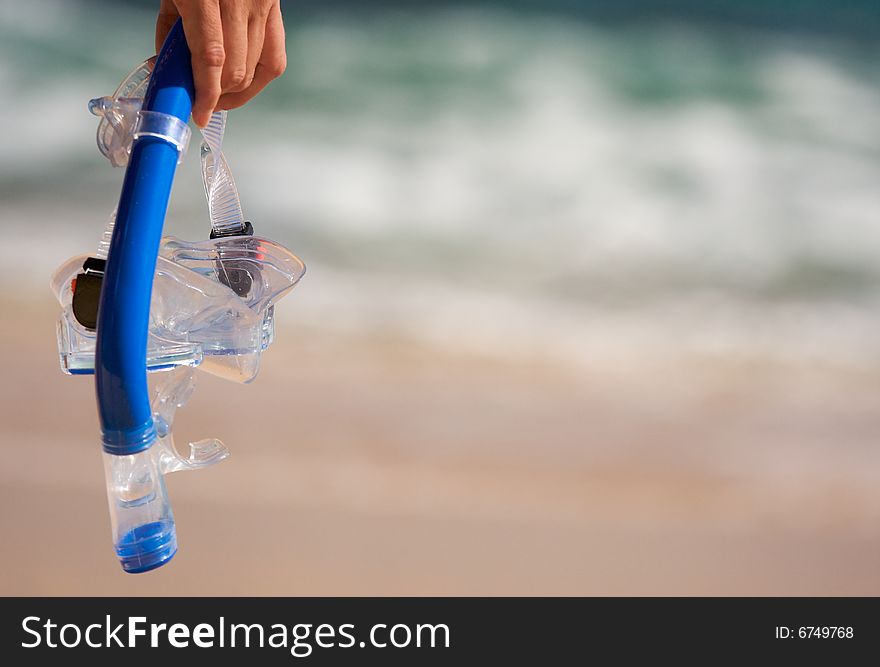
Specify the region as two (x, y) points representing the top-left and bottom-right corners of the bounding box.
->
(95, 20), (193, 573)
(50, 19), (304, 573)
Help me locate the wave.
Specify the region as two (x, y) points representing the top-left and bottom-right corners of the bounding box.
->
(3, 1), (880, 368)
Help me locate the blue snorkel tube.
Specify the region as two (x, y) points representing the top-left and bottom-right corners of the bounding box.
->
(95, 20), (194, 573)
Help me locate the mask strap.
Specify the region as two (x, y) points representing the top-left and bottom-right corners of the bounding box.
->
(200, 110), (249, 237)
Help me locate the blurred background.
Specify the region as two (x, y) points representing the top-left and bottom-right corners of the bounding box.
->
(2, 0), (880, 594)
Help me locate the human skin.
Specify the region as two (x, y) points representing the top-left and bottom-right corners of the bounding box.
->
(155, 0), (287, 127)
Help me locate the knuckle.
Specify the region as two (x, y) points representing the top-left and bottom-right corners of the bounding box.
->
(198, 43), (225, 69)
(224, 68), (248, 90)
(266, 55), (287, 78)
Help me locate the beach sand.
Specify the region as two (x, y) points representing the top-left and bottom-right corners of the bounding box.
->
(2, 296), (880, 595)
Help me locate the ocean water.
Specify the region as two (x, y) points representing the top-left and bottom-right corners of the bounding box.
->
(2, 0), (880, 371)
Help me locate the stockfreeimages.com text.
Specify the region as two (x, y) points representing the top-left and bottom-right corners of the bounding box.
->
(21, 615), (450, 657)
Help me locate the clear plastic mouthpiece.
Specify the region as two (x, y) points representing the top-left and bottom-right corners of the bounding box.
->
(104, 448), (177, 573)
(104, 365), (233, 573)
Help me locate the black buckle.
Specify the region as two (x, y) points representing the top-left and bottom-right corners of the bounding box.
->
(210, 222), (258, 297)
(72, 257), (107, 331)
(209, 220), (254, 240)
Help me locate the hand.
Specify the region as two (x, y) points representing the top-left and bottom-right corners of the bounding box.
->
(155, 0), (287, 127)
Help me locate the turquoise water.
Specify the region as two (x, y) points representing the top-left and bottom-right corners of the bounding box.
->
(2, 0), (880, 368)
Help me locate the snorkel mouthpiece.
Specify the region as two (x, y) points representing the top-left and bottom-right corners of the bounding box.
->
(104, 450), (177, 573)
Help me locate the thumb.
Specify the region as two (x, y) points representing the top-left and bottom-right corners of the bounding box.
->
(155, 1), (180, 54)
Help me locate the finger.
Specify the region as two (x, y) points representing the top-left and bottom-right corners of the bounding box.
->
(216, 3), (286, 111)
(243, 12), (268, 89)
(154, 0), (180, 54)
(219, 0), (249, 93)
(177, 0), (224, 127)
